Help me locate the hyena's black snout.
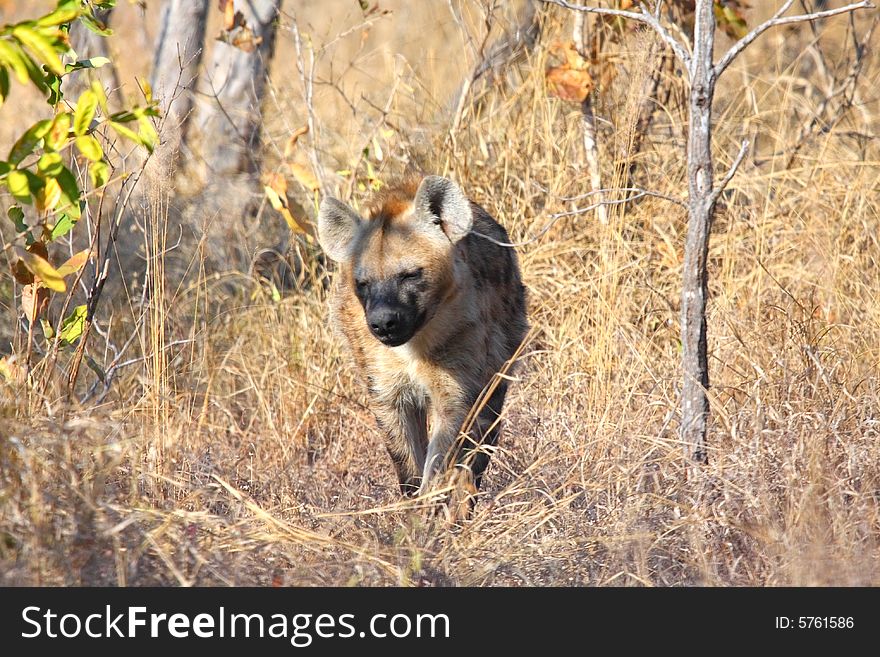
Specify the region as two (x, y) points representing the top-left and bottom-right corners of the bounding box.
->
(366, 303), (419, 347)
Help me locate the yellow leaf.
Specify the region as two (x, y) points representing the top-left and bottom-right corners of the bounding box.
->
(76, 134), (103, 161)
(282, 207), (312, 235)
(291, 163), (319, 192)
(283, 126), (309, 159)
(56, 249), (91, 278)
(74, 90), (98, 136)
(35, 177), (62, 212)
(14, 246), (65, 292)
(13, 25), (65, 75)
(46, 112), (71, 151)
(263, 177), (314, 237)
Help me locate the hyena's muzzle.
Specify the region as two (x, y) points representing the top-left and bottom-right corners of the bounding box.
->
(357, 273), (428, 347)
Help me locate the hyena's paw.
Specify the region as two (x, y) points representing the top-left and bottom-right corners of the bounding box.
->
(444, 468), (478, 524)
(419, 467), (478, 525)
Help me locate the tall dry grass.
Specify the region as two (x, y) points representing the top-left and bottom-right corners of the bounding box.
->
(1, 2), (879, 586)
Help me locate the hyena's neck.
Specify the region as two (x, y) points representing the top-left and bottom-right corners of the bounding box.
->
(402, 275), (477, 359)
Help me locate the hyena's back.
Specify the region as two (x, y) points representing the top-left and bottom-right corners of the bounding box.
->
(453, 204), (528, 371)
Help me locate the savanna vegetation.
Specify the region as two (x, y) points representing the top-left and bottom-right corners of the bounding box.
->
(1, 0), (879, 586)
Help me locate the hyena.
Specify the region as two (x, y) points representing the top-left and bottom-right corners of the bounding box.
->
(317, 175), (528, 498)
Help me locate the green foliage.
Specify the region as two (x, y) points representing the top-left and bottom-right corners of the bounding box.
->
(57, 304), (87, 345)
(0, 0), (159, 356)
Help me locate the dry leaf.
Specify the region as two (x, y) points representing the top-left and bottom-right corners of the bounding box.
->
(546, 41), (594, 103)
(546, 66), (594, 103)
(21, 283), (49, 323)
(263, 173), (315, 237)
(0, 354), (25, 384)
(14, 245), (66, 292)
(715, 1), (750, 40)
(220, 0), (236, 30)
(283, 126), (309, 160)
(291, 163), (320, 192)
(56, 249), (92, 278)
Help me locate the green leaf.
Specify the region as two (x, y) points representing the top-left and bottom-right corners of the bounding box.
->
(88, 160), (109, 188)
(45, 112), (71, 150)
(13, 246), (66, 292)
(49, 212), (75, 240)
(109, 120), (141, 144)
(36, 6), (80, 28)
(8, 119), (52, 164)
(21, 50), (49, 92)
(7, 206), (27, 233)
(58, 304), (87, 345)
(73, 89), (98, 136)
(79, 13), (113, 37)
(0, 67), (9, 108)
(65, 56), (110, 72)
(13, 25), (66, 76)
(0, 41), (30, 84)
(54, 165), (81, 220)
(138, 116), (157, 152)
(45, 71), (62, 106)
(90, 80), (108, 113)
(41, 318), (55, 340)
(6, 170), (32, 203)
(76, 134), (102, 161)
(37, 151), (64, 176)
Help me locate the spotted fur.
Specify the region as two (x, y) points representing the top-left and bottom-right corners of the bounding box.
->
(318, 175), (528, 497)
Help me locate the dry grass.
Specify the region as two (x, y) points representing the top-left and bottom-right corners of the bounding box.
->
(1, 1), (879, 586)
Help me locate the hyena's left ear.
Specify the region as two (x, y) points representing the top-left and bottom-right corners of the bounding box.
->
(317, 197), (363, 262)
(414, 175), (473, 243)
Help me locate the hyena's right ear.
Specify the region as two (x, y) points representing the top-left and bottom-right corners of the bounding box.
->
(317, 197), (363, 262)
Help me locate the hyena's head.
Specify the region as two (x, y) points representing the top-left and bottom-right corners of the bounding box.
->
(317, 176), (473, 347)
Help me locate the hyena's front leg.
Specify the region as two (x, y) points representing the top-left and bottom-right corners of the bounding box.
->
(373, 391), (428, 496)
(420, 382), (508, 495)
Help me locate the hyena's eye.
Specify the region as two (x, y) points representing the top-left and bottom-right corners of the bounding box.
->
(397, 268), (423, 283)
(355, 279), (369, 295)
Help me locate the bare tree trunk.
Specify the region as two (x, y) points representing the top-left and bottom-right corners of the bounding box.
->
(150, 0), (210, 157)
(680, 0), (715, 465)
(66, 8), (123, 106)
(540, 0), (874, 474)
(193, 0), (282, 178)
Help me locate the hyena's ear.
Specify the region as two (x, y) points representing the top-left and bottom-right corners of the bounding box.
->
(414, 175), (473, 243)
(317, 197), (363, 262)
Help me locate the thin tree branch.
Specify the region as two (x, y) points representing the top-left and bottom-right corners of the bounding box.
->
(538, 0), (691, 66)
(714, 0), (875, 78)
(709, 139), (748, 207)
(473, 187), (684, 248)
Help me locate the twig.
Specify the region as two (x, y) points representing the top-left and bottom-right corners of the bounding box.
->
(538, 0), (690, 66)
(473, 187), (684, 248)
(290, 15), (324, 195)
(714, 0), (875, 78)
(708, 139), (748, 207)
(68, 152), (153, 392)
